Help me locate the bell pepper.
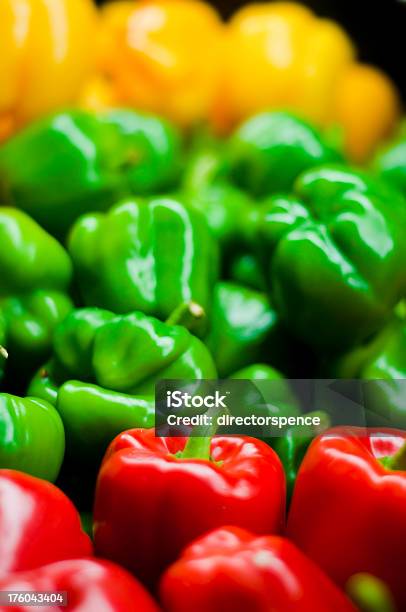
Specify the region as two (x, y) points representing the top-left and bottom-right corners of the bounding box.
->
(230, 363), (285, 381)
(94, 428), (286, 588)
(287, 427), (406, 609)
(57, 381), (154, 466)
(97, 0), (224, 128)
(332, 64), (400, 163)
(374, 122), (406, 198)
(335, 318), (406, 429)
(0, 393), (64, 482)
(228, 363), (302, 439)
(222, 2), (354, 129)
(29, 307), (216, 462)
(182, 138), (253, 254)
(204, 282), (281, 377)
(0, 469), (91, 573)
(31, 306), (217, 397)
(185, 182), (253, 260)
(228, 111), (341, 197)
(181, 139), (263, 286)
(229, 364), (300, 419)
(68, 197), (217, 321)
(0, 0), (97, 141)
(229, 252), (266, 292)
(229, 363), (325, 497)
(255, 167), (406, 351)
(0, 109), (182, 238)
(221, 3), (399, 161)
(160, 526), (356, 612)
(0, 208), (73, 374)
(0, 559), (160, 612)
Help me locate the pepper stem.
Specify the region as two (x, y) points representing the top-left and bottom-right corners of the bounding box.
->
(166, 301), (206, 334)
(0, 346), (8, 360)
(381, 441), (406, 471)
(346, 573), (396, 612)
(179, 404), (226, 462)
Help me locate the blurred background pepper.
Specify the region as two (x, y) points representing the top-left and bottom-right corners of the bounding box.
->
(0, 0), (98, 141)
(2, 0), (401, 165)
(85, 0), (403, 162)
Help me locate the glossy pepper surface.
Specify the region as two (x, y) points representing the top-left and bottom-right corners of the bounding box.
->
(204, 282), (280, 377)
(287, 428), (406, 609)
(374, 123), (406, 198)
(94, 428), (285, 588)
(68, 198), (217, 321)
(29, 307), (216, 461)
(31, 307), (217, 399)
(0, 110), (182, 237)
(160, 526), (356, 612)
(0, 0), (97, 141)
(0, 558), (160, 612)
(336, 318), (406, 428)
(228, 111), (341, 197)
(182, 139), (254, 259)
(0, 470), (91, 573)
(228, 364), (301, 444)
(229, 364), (322, 493)
(0, 208), (73, 370)
(256, 166), (406, 351)
(0, 393), (64, 482)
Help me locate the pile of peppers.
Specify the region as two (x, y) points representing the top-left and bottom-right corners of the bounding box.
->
(0, 1), (406, 611)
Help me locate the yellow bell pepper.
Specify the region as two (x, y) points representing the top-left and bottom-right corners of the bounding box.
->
(97, 0), (224, 127)
(332, 64), (400, 162)
(0, 0), (98, 141)
(219, 4), (354, 125)
(217, 2), (399, 161)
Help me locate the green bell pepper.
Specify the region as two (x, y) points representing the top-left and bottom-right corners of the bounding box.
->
(229, 363), (300, 421)
(0, 109), (182, 237)
(373, 122), (406, 198)
(29, 306), (216, 461)
(29, 306), (217, 402)
(182, 140), (254, 254)
(228, 252), (266, 291)
(230, 363), (285, 381)
(68, 197), (217, 324)
(228, 111), (341, 197)
(231, 364), (330, 499)
(204, 282), (281, 377)
(0, 208), (73, 374)
(336, 318), (406, 428)
(255, 166), (406, 351)
(185, 182), (253, 256)
(0, 393), (64, 481)
(57, 381), (154, 463)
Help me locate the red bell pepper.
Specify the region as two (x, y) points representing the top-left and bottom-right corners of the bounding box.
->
(287, 428), (406, 609)
(0, 559), (160, 611)
(94, 428), (286, 588)
(160, 526), (356, 612)
(0, 470), (91, 574)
